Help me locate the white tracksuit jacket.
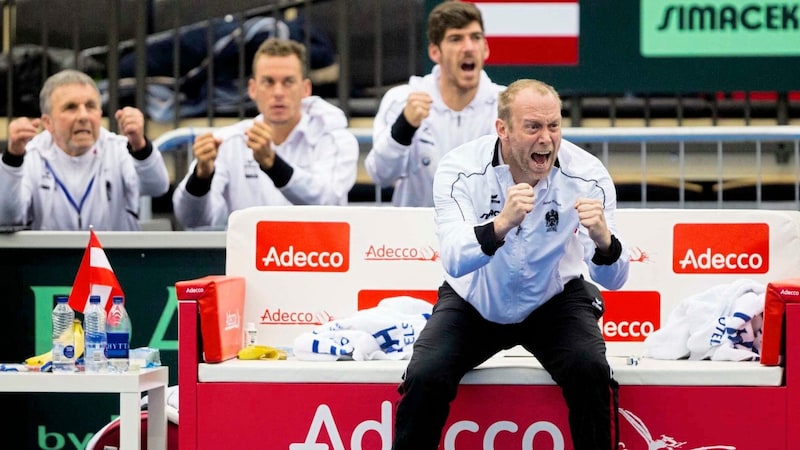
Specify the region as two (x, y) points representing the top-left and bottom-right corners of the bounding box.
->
(366, 65), (505, 207)
(0, 128), (169, 231)
(433, 135), (630, 324)
(172, 96), (359, 229)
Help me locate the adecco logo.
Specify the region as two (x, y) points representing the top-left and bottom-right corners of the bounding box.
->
(256, 221), (350, 272)
(364, 244), (439, 262)
(673, 223), (769, 274)
(599, 291), (660, 342)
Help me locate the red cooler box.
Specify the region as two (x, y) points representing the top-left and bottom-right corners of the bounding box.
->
(761, 278), (800, 366)
(175, 275), (246, 363)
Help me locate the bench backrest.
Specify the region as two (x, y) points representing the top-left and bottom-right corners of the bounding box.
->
(226, 206), (800, 353)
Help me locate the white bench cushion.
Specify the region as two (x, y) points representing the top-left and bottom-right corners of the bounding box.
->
(198, 355), (782, 386)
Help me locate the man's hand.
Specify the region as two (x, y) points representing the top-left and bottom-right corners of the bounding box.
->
(494, 183), (535, 241)
(7, 117), (41, 156)
(247, 120), (275, 170)
(115, 107), (146, 151)
(402, 92), (433, 128)
(575, 198), (611, 251)
(192, 132), (222, 179)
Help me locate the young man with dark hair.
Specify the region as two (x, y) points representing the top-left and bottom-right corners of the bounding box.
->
(366, 1), (504, 207)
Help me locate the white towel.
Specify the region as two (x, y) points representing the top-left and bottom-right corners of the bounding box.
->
(292, 296), (433, 361)
(644, 279), (765, 361)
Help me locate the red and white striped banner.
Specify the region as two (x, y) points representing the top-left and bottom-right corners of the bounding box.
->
(471, 0), (580, 66)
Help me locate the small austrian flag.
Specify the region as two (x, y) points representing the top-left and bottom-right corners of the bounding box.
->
(68, 229), (125, 314)
(471, 0), (580, 66)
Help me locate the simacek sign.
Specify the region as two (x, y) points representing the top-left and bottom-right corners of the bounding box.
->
(641, 0), (800, 57)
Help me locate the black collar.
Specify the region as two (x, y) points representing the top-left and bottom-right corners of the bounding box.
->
(492, 138), (501, 167)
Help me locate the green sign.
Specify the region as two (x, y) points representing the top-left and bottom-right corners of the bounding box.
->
(0, 236), (225, 449)
(641, 1), (800, 56)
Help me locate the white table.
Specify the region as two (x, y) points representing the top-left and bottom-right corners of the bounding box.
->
(0, 367), (168, 450)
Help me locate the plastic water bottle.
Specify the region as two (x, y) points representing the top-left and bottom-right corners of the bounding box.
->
(52, 296), (76, 372)
(106, 296), (131, 373)
(246, 322), (257, 347)
(83, 295), (108, 373)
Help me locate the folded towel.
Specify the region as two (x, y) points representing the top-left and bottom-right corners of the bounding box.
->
(644, 279), (765, 361)
(293, 296), (432, 361)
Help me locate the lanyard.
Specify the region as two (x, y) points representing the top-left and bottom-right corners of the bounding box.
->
(43, 158), (96, 228)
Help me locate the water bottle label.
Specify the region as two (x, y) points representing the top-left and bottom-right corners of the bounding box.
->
(63, 345), (75, 359)
(106, 332), (130, 358)
(52, 343), (65, 362)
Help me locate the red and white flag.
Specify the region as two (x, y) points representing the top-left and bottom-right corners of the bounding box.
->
(471, 0), (580, 66)
(68, 229), (125, 314)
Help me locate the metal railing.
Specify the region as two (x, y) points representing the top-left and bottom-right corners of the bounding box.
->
(2, 0), (796, 130)
(561, 127), (800, 209)
(158, 125), (800, 210)
(5, 1), (800, 222)
(1, 0), (422, 127)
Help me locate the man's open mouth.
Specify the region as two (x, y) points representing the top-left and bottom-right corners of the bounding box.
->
(532, 151), (550, 164)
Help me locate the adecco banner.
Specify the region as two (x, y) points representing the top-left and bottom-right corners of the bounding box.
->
(227, 206), (443, 349)
(193, 382), (785, 449)
(227, 206), (800, 354)
(612, 208), (800, 354)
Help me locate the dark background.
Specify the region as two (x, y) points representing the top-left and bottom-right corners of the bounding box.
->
(0, 244), (225, 449)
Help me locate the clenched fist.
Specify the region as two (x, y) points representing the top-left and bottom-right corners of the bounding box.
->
(247, 120), (276, 170)
(114, 107), (146, 151)
(403, 92), (433, 128)
(493, 183), (535, 240)
(7, 117), (42, 156)
(575, 197), (611, 251)
(192, 132), (222, 179)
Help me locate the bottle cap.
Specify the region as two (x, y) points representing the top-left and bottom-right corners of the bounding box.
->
(247, 322), (256, 332)
(89, 295), (101, 304)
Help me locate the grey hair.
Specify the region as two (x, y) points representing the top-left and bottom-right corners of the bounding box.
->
(39, 69), (100, 114)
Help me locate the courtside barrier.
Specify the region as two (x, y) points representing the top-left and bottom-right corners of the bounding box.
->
(177, 205), (800, 449)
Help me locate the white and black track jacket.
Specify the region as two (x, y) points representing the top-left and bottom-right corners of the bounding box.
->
(433, 135), (630, 324)
(366, 65), (505, 207)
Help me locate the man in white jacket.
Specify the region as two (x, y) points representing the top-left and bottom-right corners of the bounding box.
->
(393, 80), (630, 450)
(1, 70), (170, 231)
(172, 38), (359, 229)
(365, 1), (504, 207)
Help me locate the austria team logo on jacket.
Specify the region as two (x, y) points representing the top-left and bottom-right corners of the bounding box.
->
(673, 223), (769, 274)
(255, 221), (350, 272)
